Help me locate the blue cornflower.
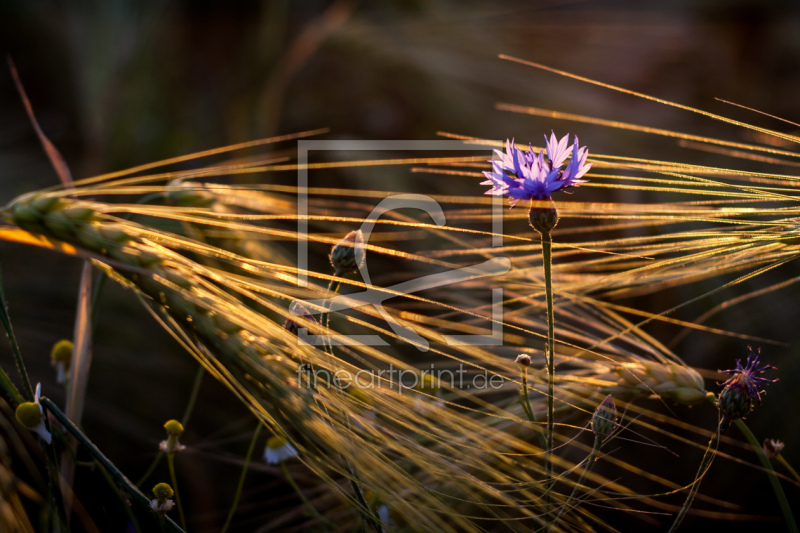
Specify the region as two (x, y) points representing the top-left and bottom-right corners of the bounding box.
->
(481, 132), (592, 207)
(718, 347), (777, 425)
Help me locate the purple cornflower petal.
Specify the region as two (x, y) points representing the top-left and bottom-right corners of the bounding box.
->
(481, 133), (591, 206)
(718, 347), (777, 405)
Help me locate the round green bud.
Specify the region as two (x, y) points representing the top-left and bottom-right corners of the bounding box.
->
(15, 402), (42, 429)
(51, 340), (74, 365)
(152, 483), (174, 500)
(330, 230), (366, 275)
(418, 374), (440, 394)
(163, 420), (184, 436)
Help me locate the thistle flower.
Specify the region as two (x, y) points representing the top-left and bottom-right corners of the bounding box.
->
(718, 347), (777, 425)
(264, 435), (299, 465)
(159, 419), (186, 455)
(591, 394), (617, 440)
(14, 383), (51, 444)
(150, 482), (175, 516)
(330, 229), (366, 275)
(50, 339), (73, 384)
(480, 133), (592, 207)
(763, 439), (785, 460)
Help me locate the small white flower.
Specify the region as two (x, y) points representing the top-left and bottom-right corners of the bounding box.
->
(15, 383), (51, 444)
(264, 435), (299, 465)
(149, 498), (175, 515)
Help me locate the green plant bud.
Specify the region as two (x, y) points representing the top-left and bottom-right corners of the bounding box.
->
(330, 230), (365, 275)
(515, 353), (532, 371)
(528, 199), (559, 234)
(591, 394), (617, 439)
(718, 385), (752, 422)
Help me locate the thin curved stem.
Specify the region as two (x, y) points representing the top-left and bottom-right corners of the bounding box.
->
(520, 370), (548, 451)
(734, 419), (798, 533)
(553, 434), (602, 529)
(667, 421), (721, 533)
(167, 454), (187, 531)
(220, 423), (262, 533)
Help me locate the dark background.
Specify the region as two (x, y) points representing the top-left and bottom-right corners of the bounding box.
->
(1, 1), (799, 531)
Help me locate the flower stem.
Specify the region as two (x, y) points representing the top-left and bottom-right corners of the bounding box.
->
(181, 367), (205, 427)
(280, 459), (332, 530)
(541, 229), (556, 512)
(776, 454), (800, 484)
(0, 264), (32, 402)
(321, 278), (341, 356)
(520, 371), (548, 451)
(40, 397), (184, 532)
(667, 421), (721, 533)
(220, 422), (262, 533)
(733, 419), (798, 533)
(167, 454), (187, 531)
(553, 434), (601, 529)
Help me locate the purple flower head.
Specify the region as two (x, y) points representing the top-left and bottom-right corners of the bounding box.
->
(718, 347), (777, 405)
(481, 133), (592, 207)
(718, 347), (777, 425)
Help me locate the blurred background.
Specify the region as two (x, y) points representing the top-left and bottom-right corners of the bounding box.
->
(1, 0), (800, 531)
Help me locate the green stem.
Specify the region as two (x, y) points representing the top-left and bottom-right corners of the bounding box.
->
(520, 371), (548, 451)
(96, 459), (142, 533)
(541, 230), (555, 515)
(167, 454), (187, 531)
(280, 459), (332, 530)
(734, 419), (798, 533)
(43, 428), (71, 532)
(553, 434), (602, 529)
(776, 454), (800, 484)
(40, 397), (184, 533)
(321, 278), (341, 356)
(0, 264), (32, 402)
(181, 367), (205, 427)
(220, 423), (262, 533)
(667, 421), (721, 533)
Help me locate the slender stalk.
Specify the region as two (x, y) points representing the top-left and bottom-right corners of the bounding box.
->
(345, 462), (383, 533)
(734, 420), (798, 533)
(321, 278), (341, 356)
(167, 455), (187, 531)
(552, 434), (601, 529)
(541, 230), (556, 513)
(43, 428), (70, 533)
(40, 397), (184, 533)
(96, 459), (142, 533)
(181, 367), (205, 427)
(520, 371), (548, 451)
(280, 460), (332, 530)
(667, 420), (721, 533)
(776, 454), (800, 484)
(137, 453), (163, 488)
(220, 423), (262, 533)
(0, 264), (33, 401)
